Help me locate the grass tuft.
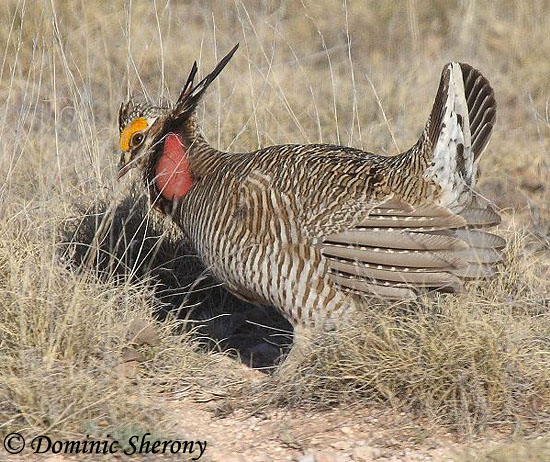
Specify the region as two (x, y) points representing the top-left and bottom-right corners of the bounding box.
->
(241, 232), (550, 433)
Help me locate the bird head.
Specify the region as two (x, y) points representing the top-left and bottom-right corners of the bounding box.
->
(117, 101), (168, 179)
(116, 44), (239, 181)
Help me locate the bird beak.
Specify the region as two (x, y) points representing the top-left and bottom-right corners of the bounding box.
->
(117, 152), (133, 180)
(117, 163), (132, 180)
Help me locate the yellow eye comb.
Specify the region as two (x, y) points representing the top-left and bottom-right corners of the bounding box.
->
(119, 117), (148, 152)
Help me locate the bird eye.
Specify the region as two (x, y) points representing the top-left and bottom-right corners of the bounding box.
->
(131, 132), (145, 147)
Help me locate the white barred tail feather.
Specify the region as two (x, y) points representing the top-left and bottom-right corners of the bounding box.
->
(423, 62), (496, 210)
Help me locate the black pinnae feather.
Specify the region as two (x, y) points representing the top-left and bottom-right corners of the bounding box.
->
(177, 61), (199, 105)
(175, 43), (239, 117)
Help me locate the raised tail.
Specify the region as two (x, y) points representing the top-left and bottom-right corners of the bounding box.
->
(324, 64), (503, 300)
(417, 62), (496, 210)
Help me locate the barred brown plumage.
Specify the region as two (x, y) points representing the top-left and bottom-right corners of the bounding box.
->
(116, 44), (503, 331)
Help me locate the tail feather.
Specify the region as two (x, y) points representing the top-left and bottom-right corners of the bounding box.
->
(323, 64), (501, 302)
(416, 62), (496, 210)
(425, 65), (451, 149)
(461, 63), (496, 159)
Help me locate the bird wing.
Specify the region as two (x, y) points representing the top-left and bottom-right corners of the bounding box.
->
(237, 170), (505, 300)
(319, 196), (505, 299)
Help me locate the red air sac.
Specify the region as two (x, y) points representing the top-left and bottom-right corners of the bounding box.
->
(155, 133), (193, 200)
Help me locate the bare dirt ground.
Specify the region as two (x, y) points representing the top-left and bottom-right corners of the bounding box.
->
(2, 358), (550, 462)
(3, 394), (549, 462)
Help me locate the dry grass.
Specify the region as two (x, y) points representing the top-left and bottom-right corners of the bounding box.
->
(1, 0), (549, 449)
(244, 231), (550, 433)
(0, 225), (247, 438)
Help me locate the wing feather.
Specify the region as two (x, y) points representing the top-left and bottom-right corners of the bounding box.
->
(321, 199), (504, 298)
(325, 230), (469, 251)
(329, 273), (417, 300)
(320, 243), (466, 269)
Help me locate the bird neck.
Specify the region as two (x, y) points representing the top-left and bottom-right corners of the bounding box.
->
(179, 115), (227, 176)
(145, 116), (224, 210)
(153, 132), (193, 201)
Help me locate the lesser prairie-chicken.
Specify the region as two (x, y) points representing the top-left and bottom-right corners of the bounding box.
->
(117, 44), (504, 332)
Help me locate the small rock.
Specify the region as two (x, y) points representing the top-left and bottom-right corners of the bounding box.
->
(211, 455), (241, 462)
(114, 360), (138, 378)
(121, 346), (146, 362)
(127, 318), (160, 346)
(46, 456), (68, 462)
(340, 426), (354, 436)
(316, 450), (352, 462)
(297, 453), (316, 462)
(352, 445), (383, 461)
(331, 440), (353, 450)
(387, 457), (401, 462)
